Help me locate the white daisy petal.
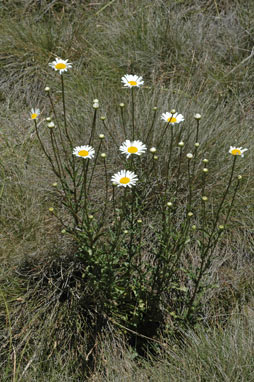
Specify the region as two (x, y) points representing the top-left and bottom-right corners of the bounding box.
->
(119, 139), (147, 159)
(121, 74), (144, 88)
(49, 58), (72, 75)
(229, 146), (248, 157)
(161, 112), (184, 124)
(111, 170), (138, 188)
(30, 108), (40, 120)
(73, 145), (95, 159)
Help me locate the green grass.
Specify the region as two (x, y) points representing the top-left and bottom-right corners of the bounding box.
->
(1, 0), (254, 380)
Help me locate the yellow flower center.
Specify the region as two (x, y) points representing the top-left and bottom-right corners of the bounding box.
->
(128, 146), (138, 154)
(167, 117), (177, 123)
(55, 62), (67, 70)
(31, 113), (38, 119)
(120, 177), (130, 184)
(128, 81), (137, 86)
(78, 150), (89, 157)
(231, 149), (241, 155)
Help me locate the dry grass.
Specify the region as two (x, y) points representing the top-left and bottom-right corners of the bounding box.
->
(1, 0), (254, 380)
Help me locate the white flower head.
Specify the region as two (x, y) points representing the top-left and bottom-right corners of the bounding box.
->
(30, 108), (40, 120)
(119, 140), (147, 159)
(49, 58), (72, 75)
(73, 145), (95, 159)
(111, 170), (138, 188)
(161, 112), (184, 124)
(121, 74), (144, 88)
(229, 146), (248, 157)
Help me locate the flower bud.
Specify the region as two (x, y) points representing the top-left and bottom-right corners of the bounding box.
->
(150, 147), (157, 153)
(178, 141), (184, 147)
(49, 207), (54, 212)
(194, 113), (201, 120)
(191, 225), (197, 230)
(88, 215), (94, 220)
(119, 103), (125, 108)
(218, 225), (224, 230)
(137, 219), (142, 224)
(124, 230), (128, 234)
(45, 86), (50, 92)
(52, 182), (58, 187)
(203, 168), (208, 173)
(153, 155), (158, 160)
(238, 175), (242, 180)
(186, 153), (193, 159)
(46, 117), (51, 122)
(203, 158), (209, 164)
(99, 133), (105, 139)
(153, 106), (158, 111)
(100, 116), (106, 121)
(167, 202), (173, 207)
(47, 122), (55, 129)
(202, 196), (208, 201)
(61, 229), (66, 234)
(170, 109), (176, 114)
(112, 182), (117, 187)
(187, 212), (193, 217)
(100, 153), (107, 158)
(194, 142), (200, 148)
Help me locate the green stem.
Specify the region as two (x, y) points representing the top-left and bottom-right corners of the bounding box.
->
(89, 108), (97, 146)
(102, 120), (119, 148)
(87, 140), (102, 192)
(176, 147), (183, 191)
(186, 156), (237, 321)
(61, 75), (72, 149)
(187, 159), (192, 212)
(157, 122), (169, 148)
(120, 106), (127, 137)
(165, 126), (174, 193)
(146, 108), (157, 145)
(34, 120), (59, 177)
(131, 87), (135, 140)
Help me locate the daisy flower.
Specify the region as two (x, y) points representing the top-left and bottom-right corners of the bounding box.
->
(161, 112), (184, 124)
(121, 74), (144, 88)
(73, 145), (95, 159)
(119, 140), (147, 159)
(49, 58), (72, 74)
(111, 170), (138, 188)
(30, 108), (40, 120)
(229, 146), (248, 157)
